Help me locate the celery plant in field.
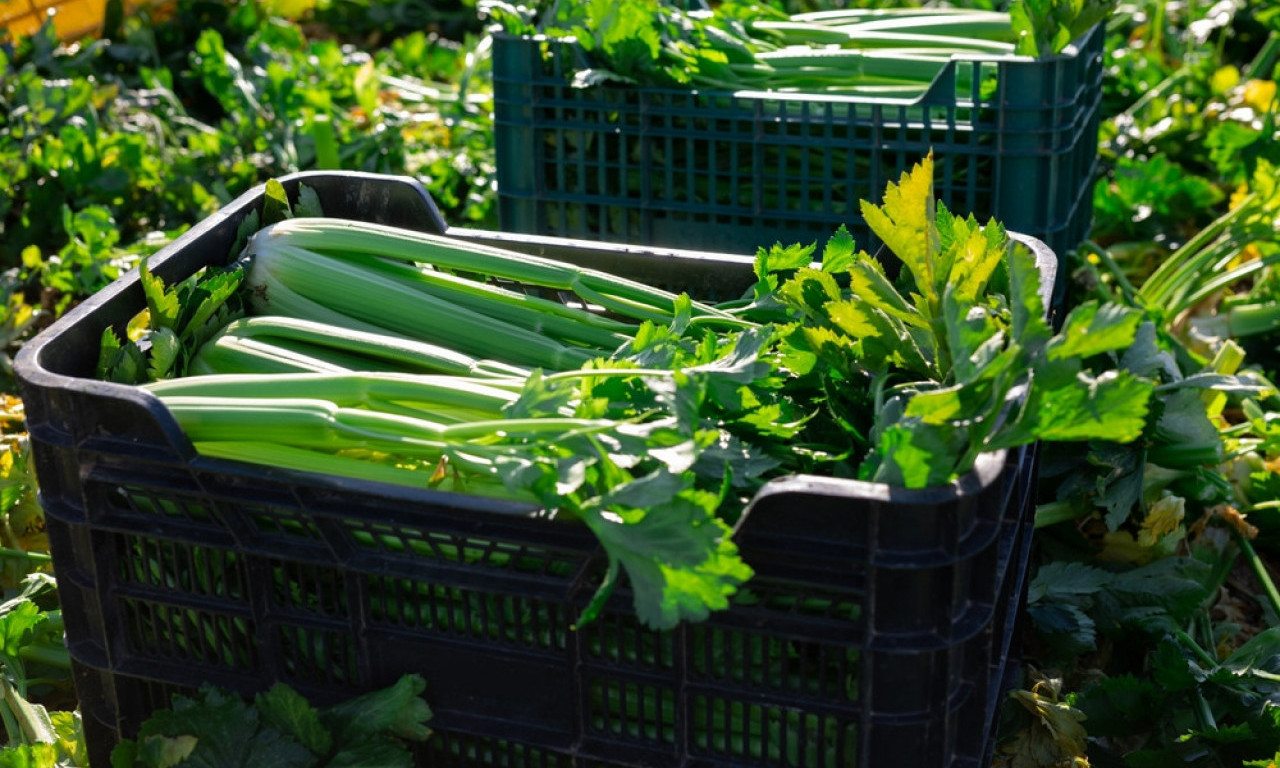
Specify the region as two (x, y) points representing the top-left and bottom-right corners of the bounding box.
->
(0, 575), (77, 766)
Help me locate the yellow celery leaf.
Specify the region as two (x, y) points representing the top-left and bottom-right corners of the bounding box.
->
(947, 226), (1003, 307)
(858, 154), (939, 307)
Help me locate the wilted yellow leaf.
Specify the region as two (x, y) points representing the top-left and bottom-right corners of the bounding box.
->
(1138, 494), (1185, 547)
(1210, 504), (1259, 539)
(998, 682), (1090, 768)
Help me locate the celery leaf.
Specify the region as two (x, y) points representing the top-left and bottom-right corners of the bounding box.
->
(140, 260), (181, 332)
(859, 156), (938, 310)
(819, 225), (857, 274)
(254, 685), (331, 756)
(580, 485), (752, 629)
(1048, 301), (1145, 361)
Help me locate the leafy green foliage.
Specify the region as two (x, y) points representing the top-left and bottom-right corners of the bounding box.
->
(1029, 8), (1280, 754)
(486, 0), (770, 89)
(0, 574), (76, 766)
(0, 0), (498, 290)
(1083, 628), (1280, 767)
(482, 330), (780, 629)
(98, 259), (245, 384)
(755, 156), (1155, 487)
(487, 0), (1010, 98)
(0, 710), (85, 768)
(1025, 557), (1215, 659)
(110, 674), (432, 768)
(1009, 0), (1115, 57)
(1, 2), (1277, 765)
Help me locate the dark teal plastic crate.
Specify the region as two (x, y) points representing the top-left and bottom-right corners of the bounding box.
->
(18, 172), (1050, 768)
(493, 23), (1103, 312)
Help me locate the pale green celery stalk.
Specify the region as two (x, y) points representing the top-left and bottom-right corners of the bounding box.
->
(1171, 247), (1280, 316)
(741, 56), (970, 95)
(243, 264), (409, 334)
(1236, 530), (1280, 621)
(835, 12), (1016, 42)
(1245, 31), (1279, 80)
(786, 47), (980, 59)
(147, 371), (527, 429)
(749, 21), (1016, 53)
(190, 335), (365, 376)
(827, 29), (1015, 53)
(815, 85), (934, 98)
(284, 242), (638, 349)
(751, 50), (950, 82)
(0, 548), (52, 564)
(789, 8), (1003, 25)
(1222, 302), (1280, 339)
(160, 396), (616, 451)
(0, 697), (17, 755)
(1, 678), (53, 742)
(249, 218), (745, 326)
(267, 230), (640, 345)
(193, 316), (532, 379)
(1156, 236), (1256, 313)
(145, 372), (526, 416)
(1138, 194), (1254, 307)
(1034, 499), (1084, 528)
(160, 397), (453, 452)
(240, 265), (561, 375)
(247, 243), (602, 371)
(17, 645), (70, 671)
(748, 21), (859, 45)
(193, 441), (543, 504)
(160, 394), (627, 499)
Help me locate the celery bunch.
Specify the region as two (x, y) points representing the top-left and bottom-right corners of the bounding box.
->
(98, 159), (1157, 628)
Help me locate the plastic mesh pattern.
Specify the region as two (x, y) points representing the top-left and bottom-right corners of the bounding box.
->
(493, 26), (1104, 312)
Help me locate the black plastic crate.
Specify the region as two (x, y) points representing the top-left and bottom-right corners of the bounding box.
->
(491, 22), (1103, 313)
(16, 171), (1053, 768)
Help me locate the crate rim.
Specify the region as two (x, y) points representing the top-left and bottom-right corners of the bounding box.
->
(490, 20), (1103, 109)
(15, 169), (1050, 511)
